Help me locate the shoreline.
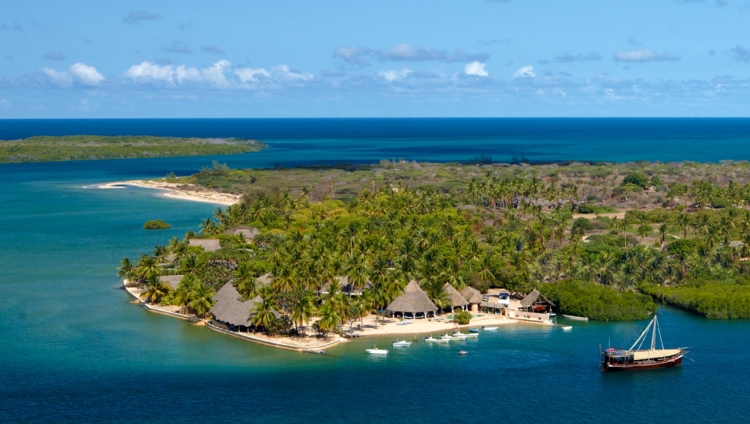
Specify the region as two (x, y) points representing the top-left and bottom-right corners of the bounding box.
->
(122, 282), (560, 352)
(98, 180), (240, 206)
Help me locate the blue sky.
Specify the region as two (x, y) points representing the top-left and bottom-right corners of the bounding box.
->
(2, 0), (750, 118)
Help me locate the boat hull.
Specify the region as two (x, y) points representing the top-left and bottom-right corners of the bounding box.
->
(601, 354), (683, 372)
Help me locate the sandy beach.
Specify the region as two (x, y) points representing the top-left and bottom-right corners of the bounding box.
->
(98, 180), (241, 206)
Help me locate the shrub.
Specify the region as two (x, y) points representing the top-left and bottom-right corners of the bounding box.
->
(143, 219), (172, 230)
(572, 217), (593, 232)
(454, 310), (472, 325)
(622, 173), (649, 188)
(577, 203), (596, 214)
(711, 197), (732, 209)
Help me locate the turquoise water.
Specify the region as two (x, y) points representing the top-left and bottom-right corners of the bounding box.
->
(1, 119), (750, 422)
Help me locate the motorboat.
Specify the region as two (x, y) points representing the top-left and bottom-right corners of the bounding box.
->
(441, 333), (466, 341)
(458, 350), (468, 356)
(391, 340), (412, 347)
(482, 326), (498, 331)
(561, 326), (573, 332)
(460, 332), (478, 339)
(366, 346), (389, 355)
(563, 314), (589, 321)
(424, 335), (449, 343)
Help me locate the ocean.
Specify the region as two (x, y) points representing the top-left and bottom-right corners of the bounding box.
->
(0, 119), (748, 423)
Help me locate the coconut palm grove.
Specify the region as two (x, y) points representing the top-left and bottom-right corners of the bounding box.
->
(120, 159), (750, 339)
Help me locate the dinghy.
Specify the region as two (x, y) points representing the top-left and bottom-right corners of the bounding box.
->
(366, 346), (389, 355)
(391, 340), (412, 347)
(424, 335), (450, 343)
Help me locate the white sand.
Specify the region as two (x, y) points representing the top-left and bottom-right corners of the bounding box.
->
(98, 180), (240, 206)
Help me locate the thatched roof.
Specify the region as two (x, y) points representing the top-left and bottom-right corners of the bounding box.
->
(481, 301), (504, 309)
(159, 275), (184, 290)
(226, 226), (260, 240)
(443, 283), (469, 308)
(210, 283), (279, 326)
(164, 254), (177, 263)
(386, 280), (437, 314)
(520, 289), (555, 308)
(189, 238), (221, 252)
(460, 286), (483, 304)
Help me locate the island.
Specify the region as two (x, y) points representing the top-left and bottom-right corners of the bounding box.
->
(118, 159), (750, 350)
(0, 135), (266, 163)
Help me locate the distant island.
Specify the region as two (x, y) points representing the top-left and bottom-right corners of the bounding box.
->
(118, 159), (750, 349)
(0, 135), (266, 163)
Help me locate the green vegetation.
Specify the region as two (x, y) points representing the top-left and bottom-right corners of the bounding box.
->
(453, 310), (472, 325)
(641, 281), (750, 319)
(540, 280), (655, 321)
(143, 219), (172, 230)
(0, 135), (266, 163)
(120, 159), (750, 326)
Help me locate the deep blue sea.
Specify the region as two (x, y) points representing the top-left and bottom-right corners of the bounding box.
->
(1, 119), (749, 423)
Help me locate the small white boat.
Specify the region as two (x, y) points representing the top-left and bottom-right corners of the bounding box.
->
(561, 326), (573, 332)
(391, 340), (412, 347)
(458, 350), (468, 356)
(424, 336), (450, 343)
(459, 332), (478, 339)
(563, 314), (589, 321)
(396, 320), (413, 325)
(366, 346), (389, 355)
(482, 326), (498, 331)
(441, 333), (466, 341)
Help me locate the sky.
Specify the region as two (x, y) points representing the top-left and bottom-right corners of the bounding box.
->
(2, 0), (750, 118)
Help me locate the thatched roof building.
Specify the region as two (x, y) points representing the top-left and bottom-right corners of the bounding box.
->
(210, 282), (280, 328)
(386, 280), (437, 319)
(443, 283), (469, 310)
(460, 286), (484, 304)
(520, 289), (555, 310)
(188, 238), (221, 252)
(158, 275), (184, 290)
(226, 226), (260, 240)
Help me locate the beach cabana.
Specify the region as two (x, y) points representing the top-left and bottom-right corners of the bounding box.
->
(210, 282), (280, 332)
(443, 283), (469, 312)
(225, 226), (260, 240)
(158, 274), (184, 290)
(188, 238), (222, 252)
(460, 286), (484, 312)
(519, 289), (555, 313)
(386, 280), (438, 319)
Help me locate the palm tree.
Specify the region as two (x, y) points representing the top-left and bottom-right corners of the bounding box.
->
(189, 282), (215, 319)
(676, 213), (690, 239)
(135, 254), (161, 283)
(290, 290), (316, 335)
(117, 257), (134, 284)
(252, 297), (278, 332)
(140, 274), (171, 304)
(658, 223), (669, 245)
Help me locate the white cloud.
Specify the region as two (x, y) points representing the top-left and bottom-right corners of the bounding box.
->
(69, 62), (105, 86)
(126, 60), (313, 89)
(235, 67), (270, 82)
(613, 49), (680, 62)
(465, 61), (488, 77)
(42, 62), (104, 88)
(378, 68), (413, 82)
(42, 68), (74, 88)
(335, 43), (489, 66)
(513, 66), (536, 78)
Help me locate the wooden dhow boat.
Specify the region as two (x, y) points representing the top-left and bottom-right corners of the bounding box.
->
(600, 316), (685, 372)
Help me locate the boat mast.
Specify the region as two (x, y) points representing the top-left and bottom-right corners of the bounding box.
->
(651, 316), (657, 350)
(629, 316), (655, 351)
